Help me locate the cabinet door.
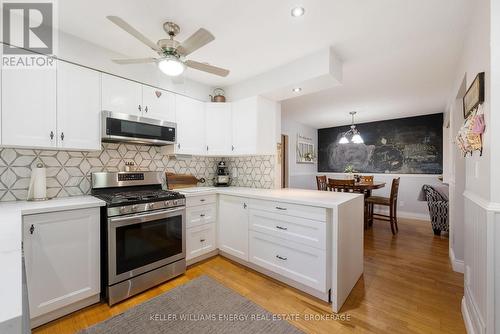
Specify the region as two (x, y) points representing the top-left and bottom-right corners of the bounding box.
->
(174, 94), (205, 155)
(101, 74), (142, 115)
(186, 223), (216, 261)
(23, 208), (100, 319)
(57, 61), (101, 150)
(205, 103), (232, 155)
(142, 86), (175, 122)
(218, 195), (249, 261)
(231, 97), (257, 155)
(1, 56), (57, 148)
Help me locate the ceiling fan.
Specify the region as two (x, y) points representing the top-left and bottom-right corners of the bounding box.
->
(106, 16), (230, 78)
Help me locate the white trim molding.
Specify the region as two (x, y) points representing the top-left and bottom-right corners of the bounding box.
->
(461, 191), (500, 334)
(450, 247), (465, 273)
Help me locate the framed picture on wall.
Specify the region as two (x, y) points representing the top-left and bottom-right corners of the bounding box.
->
(463, 72), (485, 119)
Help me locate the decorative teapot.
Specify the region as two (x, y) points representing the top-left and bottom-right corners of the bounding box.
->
(210, 88), (226, 102)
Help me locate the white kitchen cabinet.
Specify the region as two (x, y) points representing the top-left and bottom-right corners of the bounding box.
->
(174, 94), (206, 155)
(205, 103), (232, 155)
(186, 223), (216, 260)
(142, 86), (176, 122)
(231, 96), (278, 155)
(101, 73), (142, 115)
(218, 195), (249, 261)
(1, 56), (57, 148)
(57, 61), (101, 150)
(23, 208), (100, 324)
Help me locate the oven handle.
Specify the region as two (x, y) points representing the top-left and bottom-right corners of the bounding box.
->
(109, 206), (185, 227)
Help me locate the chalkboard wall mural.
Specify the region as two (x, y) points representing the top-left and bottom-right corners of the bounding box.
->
(318, 113), (443, 174)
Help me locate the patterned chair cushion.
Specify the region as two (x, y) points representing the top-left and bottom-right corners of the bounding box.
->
(422, 185), (449, 232)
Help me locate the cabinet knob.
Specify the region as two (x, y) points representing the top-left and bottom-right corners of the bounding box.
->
(49, 131), (54, 140)
(200, 213), (205, 217)
(200, 239), (206, 243)
(29, 224), (35, 234)
(177, 143), (181, 149)
(206, 145), (209, 151)
(232, 145), (235, 151)
(138, 105), (142, 111)
(276, 225), (288, 231)
(275, 206), (287, 211)
(276, 255), (287, 261)
(243, 203), (247, 209)
(200, 199), (205, 202)
(60, 132), (64, 141)
(145, 106), (148, 113)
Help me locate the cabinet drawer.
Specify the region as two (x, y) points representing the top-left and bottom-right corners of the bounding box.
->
(249, 199), (326, 222)
(249, 231), (326, 292)
(186, 223), (216, 260)
(186, 204), (216, 228)
(249, 209), (326, 249)
(186, 194), (217, 207)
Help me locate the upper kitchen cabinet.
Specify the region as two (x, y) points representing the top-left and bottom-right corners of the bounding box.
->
(57, 61), (101, 150)
(205, 103), (232, 156)
(231, 96), (278, 155)
(1, 56), (57, 148)
(142, 86), (176, 122)
(101, 73), (142, 116)
(174, 94), (206, 155)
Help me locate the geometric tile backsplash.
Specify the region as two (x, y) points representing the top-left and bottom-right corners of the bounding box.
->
(0, 143), (275, 202)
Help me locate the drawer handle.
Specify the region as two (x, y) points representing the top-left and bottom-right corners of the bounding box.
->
(276, 225), (288, 231)
(200, 213), (206, 217)
(29, 224), (35, 234)
(275, 206), (287, 210)
(200, 199), (206, 202)
(200, 239), (206, 242)
(276, 255), (287, 261)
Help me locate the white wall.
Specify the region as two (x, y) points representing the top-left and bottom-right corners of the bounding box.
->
(281, 115), (318, 189)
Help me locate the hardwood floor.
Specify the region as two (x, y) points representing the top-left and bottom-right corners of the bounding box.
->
(33, 218), (465, 334)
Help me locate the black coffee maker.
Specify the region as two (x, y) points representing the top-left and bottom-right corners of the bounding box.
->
(215, 161), (231, 187)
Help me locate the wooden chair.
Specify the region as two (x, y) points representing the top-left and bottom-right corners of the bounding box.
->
(316, 175), (328, 191)
(360, 175), (374, 184)
(328, 178), (355, 192)
(366, 177), (400, 234)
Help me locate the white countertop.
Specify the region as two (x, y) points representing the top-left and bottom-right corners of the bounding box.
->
(178, 186), (362, 208)
(0, 196), (105, 328)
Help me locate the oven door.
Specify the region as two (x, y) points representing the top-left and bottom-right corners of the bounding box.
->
(108, 207), (185, 285)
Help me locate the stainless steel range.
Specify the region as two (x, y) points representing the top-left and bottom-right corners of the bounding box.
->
(91, 171), (186, 305)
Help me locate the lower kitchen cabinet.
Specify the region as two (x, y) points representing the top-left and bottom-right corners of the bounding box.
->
(186, 223), (216, 260)
(23, 207), (100, 326)
(218, 195), (249, 261)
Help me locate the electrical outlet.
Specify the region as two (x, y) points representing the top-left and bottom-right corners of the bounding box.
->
(399, 201), (405, 207)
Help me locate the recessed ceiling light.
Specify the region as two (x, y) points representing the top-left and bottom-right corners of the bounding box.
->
(292, 87), (302, 93)
(291, 6), (305, 17)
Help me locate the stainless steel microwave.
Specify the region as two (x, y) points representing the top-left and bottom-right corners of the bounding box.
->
(101, 111), (176, 146)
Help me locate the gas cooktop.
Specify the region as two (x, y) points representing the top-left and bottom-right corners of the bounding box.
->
(94, 189), (184, 207)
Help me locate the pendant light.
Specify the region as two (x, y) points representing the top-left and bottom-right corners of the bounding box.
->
(339, 111), (364, 144)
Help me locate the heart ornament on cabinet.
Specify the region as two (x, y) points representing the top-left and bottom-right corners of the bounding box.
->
(155, 90), (162, 98)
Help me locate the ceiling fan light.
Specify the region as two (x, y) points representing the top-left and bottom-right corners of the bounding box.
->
(339, 136), (349, 144)
(158, 56), (185, 76)
(352, 134), (364, 144)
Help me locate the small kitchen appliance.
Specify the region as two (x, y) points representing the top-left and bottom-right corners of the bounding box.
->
(215, 161), (231, 187)
(91, 171), (186, 305)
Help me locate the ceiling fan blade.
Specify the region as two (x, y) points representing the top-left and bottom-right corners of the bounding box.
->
(178, 28), (214, 56)
(185, 60), (229, 77)
(107, 16), (161, 52)
(112, 58), (157, 64)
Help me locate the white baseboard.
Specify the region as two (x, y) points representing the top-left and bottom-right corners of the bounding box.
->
(449, 247), (465, 273)
(462, 297), (475, 334)
(373, 208), (430, 221)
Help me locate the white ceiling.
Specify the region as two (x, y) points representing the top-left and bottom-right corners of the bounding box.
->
(59, 0), (472, 127)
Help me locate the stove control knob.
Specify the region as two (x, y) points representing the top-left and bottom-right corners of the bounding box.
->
(164, 200), (170, 207)
(149, 202), (156, 209)
(131, 204), (138, 212)
(172, 200), (178, 206)
(119, 206), (126, 214)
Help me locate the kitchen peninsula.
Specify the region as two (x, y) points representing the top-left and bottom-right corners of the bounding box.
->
(179, 186), (365, 313)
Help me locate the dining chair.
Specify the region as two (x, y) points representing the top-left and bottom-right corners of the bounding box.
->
(328, 178), (355, 192)
(366, 177), (400, 234)
(360, 175), (374, 184)
(316, 175), (328, 191)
